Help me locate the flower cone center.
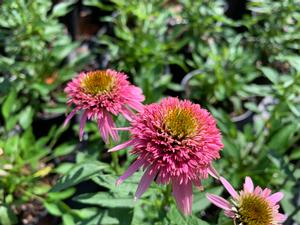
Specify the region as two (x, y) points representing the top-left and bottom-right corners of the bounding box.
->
(238, 193), (273, 225)
(164, 107), (198, 139)
(81, 70), (115, 95)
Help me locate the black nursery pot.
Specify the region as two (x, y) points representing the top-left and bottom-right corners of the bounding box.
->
(231, 110), (254, 130)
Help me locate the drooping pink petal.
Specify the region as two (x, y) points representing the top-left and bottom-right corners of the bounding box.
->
(116, 157), (146, 186)
(108, 140), (134, 152)
(243, 176), (254, 193)
(105, 112), (119, 142)
(112, 127), (131, 131)
(206, 194), (232, 211)
(63, 108), (78, 127)
(134, 167), (157, 200)
(98, 115), (109, 143)
(120, 107), (134, 121)
(220, 177), (238, 199)
(208, 164), (219, 179)
(267, 192), (284, 205)
(193, 179), (203, 190)
(79, 110), (88, 141)
(172, 179), (193, 215)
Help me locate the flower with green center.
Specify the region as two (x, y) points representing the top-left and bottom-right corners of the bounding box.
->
(206, 176), (286, 225)
(64, 69), (144, 143)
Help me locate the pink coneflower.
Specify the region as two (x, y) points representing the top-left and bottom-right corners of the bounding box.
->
(206, 176), (286, 225)
(109, 97), (223, 215)
(64, 69), (144, 143)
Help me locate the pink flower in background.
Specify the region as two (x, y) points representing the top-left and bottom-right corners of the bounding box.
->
(109, 97), (223, 215)
(206, 176), (286, 225)
(64, 69), (144, 143)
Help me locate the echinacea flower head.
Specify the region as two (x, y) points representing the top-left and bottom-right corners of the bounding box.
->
(64, 69), (144, 143)
(109, 97), (223, 215)
(206, 176), (286, 225)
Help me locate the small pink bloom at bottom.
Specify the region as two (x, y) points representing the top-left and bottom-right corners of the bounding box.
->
(206, 176), (287, 225)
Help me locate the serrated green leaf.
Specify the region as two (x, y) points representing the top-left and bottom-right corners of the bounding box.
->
(268, 124), (298, 154)
(73, 192), (134, 208)
(48, 188), (76, 200)
(2, 89), (17, 120)
(44, 202), (62, 216)
(51, 161), (108, 192)
(260, 67), (279, 84)
(19, 106), (34, 129)
(63, 214), (75, 225)
(51, 0), (76, 18)
(54, 162), (74, 174)
(53, 144), (75, 157)
(193, 186), (223, 213)
(77, 209), (119, 225)
(290, 147), (300, 160)
(0, 205), (17, 225)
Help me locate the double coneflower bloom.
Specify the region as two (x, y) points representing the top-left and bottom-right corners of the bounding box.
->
(64, 69), (144, 143)
(110, 97), (223, 215)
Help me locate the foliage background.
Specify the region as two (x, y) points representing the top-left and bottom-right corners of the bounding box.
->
(0, 0), (300, 224)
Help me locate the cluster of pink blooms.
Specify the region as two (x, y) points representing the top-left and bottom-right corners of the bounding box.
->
(64, 69), (286, 223)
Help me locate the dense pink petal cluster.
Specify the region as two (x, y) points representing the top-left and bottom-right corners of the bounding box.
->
(206, 176), (286, 225)
(64, 69), (144, 143)
(110, 97), (223, 215)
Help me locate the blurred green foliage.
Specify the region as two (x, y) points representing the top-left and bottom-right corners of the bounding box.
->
(1, 0), (300, 224)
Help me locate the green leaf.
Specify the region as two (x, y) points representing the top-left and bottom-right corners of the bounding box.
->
(53, 144), (75, 157)
(260, 67), (279, 84)
(48, 188), (76, 200)
(5, 115), (19, 131)
(222, 137), (240, 161)
(290, 147), (300, 160)
(193, 187), (223, 213)
(44, 202), (62, 216)
(73, 192), (134, 208)
(77, 209), (119, 225)
(167, 205), (209, 225)
(2, 89), (17, 120)
(5, 135), (19, 156)
(52, 42), (79, 60)
(218, 213), (233, 225)
(243, 84), (272, 96)
(54, 162), (74, 174)
(20, 127), (35, 151)
(287, 102), (300, 117)
(186, 216), (209, 225)
(0, 206), (17, 225)
(51, 161), (108, 192)
(51, 0), (76, 18)
(268, 124), (298, 154)
(63, 214), (75, 225)
(19, 106), (34, 129)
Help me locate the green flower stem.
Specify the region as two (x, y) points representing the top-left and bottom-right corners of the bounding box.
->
(111, 151), (121, 175)
(108, 139), (121, 175)
(160, 185), (172, 214)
